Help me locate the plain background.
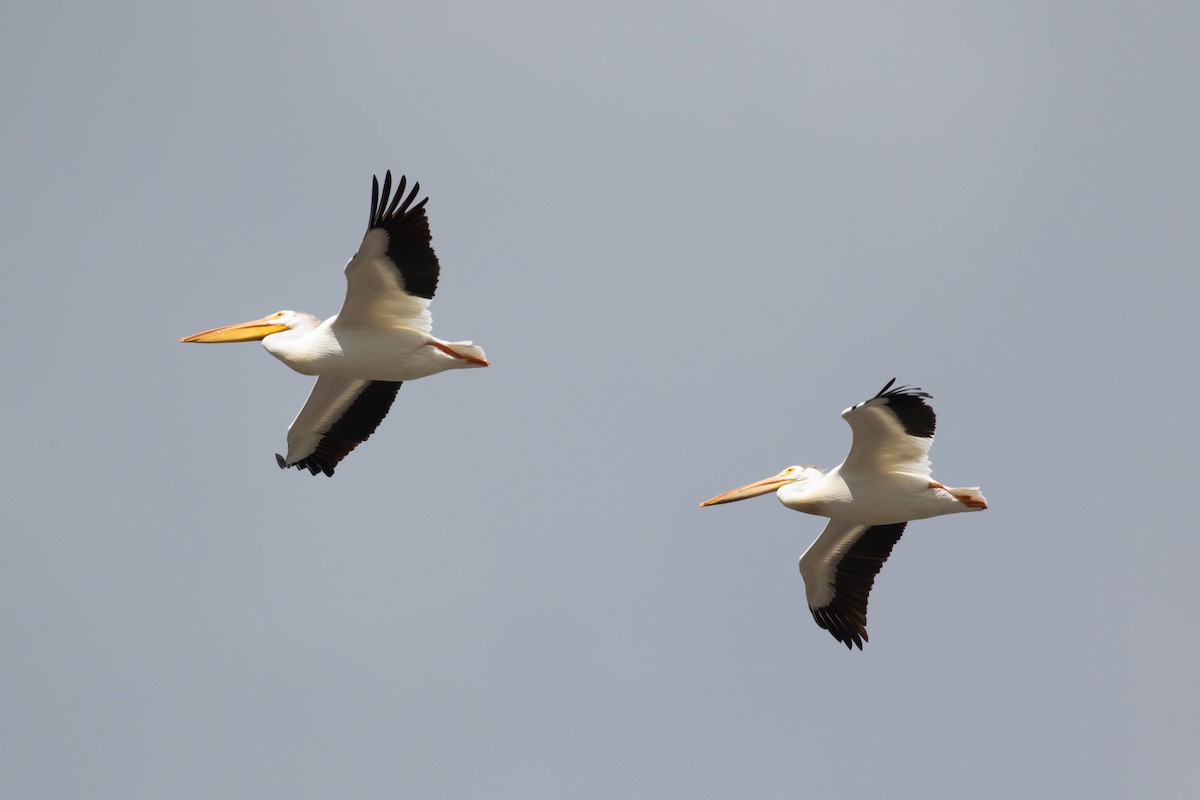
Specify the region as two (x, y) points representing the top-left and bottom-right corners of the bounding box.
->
(3, 2), (1198, 797)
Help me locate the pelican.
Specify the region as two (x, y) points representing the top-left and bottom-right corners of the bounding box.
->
(181, 171), (488, 476)
(699, 379), (986, 649)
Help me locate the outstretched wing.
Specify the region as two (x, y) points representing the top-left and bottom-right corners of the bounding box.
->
(336, 171), (440, 333)
(276, 375), (403, 476)
(799, 520), (907, 650)
(840, 378), (936, 479)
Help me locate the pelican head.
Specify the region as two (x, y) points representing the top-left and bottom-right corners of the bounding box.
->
(699, 465), (824, 507)
(180, 310), (320, 343)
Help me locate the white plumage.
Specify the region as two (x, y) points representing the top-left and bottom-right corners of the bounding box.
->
(700, 379), (986, 649)
(181, 172), (488, 476)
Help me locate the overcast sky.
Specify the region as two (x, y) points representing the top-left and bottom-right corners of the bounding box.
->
(3, 2), (1198, 798)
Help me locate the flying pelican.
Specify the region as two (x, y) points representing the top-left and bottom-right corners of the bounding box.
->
(181, 171), (488, 476)
(699, 379), (986, 649)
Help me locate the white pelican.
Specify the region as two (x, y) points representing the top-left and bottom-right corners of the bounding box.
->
(181, 171), (488, 476)
(699, 379), (986, 649)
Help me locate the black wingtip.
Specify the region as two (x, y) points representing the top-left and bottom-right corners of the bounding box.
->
(275, 452), (335, 477)
(361, 176), (440, 300)
(875, 380), (936, 438)
(874, 378), (931, 401)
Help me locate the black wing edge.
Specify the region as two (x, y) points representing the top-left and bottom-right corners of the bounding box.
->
(366, 170), (440, 300)
(275, 381), (403, 477)
(809, 522), (907, 650)
(867, 377), (936, 440)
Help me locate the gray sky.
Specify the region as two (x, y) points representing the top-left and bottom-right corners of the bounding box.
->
(3, 2), (1198, 797)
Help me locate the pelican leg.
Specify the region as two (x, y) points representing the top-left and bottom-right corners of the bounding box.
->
(951, 493), (988, 509)
(425, 340), (490, 366)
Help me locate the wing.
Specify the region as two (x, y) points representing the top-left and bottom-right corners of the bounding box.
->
(799, 520), (907, 649)
(336, 172), (440, 333)
(840, 378), (936, 478)
(276, 375), (403, 476)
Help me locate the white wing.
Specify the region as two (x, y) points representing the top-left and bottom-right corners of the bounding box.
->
(840, 378), (936, 479)
(799, 519), (907, 650)
(278, 375), (403, 476)
(337, 172), (439, 333)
